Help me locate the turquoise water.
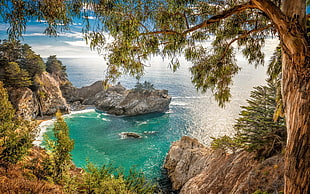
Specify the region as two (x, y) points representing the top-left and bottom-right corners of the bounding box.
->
(65, 110), (188, 180)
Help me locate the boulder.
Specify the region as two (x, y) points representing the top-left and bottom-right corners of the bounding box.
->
(164, 136), (284, 193)
(119, 132), (142, 139)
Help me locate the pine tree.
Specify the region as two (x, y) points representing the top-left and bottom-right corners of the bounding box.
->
(234, 81), (286, 158)
(46, 55), (68, 81)
(3, 62), (32, 88)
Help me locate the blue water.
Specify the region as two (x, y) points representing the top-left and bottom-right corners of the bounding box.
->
(1, 20), (278, 184)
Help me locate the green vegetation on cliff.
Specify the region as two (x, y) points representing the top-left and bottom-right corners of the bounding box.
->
(0, 81), (36, 167)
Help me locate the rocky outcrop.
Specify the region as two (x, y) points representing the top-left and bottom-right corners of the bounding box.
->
(62, 81), (171, 116)
(119, 132), (142, 139)
(94, 87), (171, 116)
(8, 87), (40, 120)
(164, 136), (284, 194)
(34, 72), (69, 116)
(61, 81), (104, 104)
(8, 72), (69, 119)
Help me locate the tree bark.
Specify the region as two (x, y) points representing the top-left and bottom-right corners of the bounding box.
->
(281, 1), (310, 193)
(252, 0), (309, 193)
(282, 52), (310, 194)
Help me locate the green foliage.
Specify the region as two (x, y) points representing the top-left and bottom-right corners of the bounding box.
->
(253, 190), (270, 194)
(210, 135), (240, 153)
(134, 81), (155, 91)
(46, 55), (68, 81)
(0, 40), (46, 88)
(211, 81), (286, 158)
(0, 81), (35, 167)
(0, 0), (293, 106)
(43, 111), (74, 184)
(234, 82), (286, 158)
(81, 161), (156, 194)
(20, 44), (46, 77)
(2, 62), (32, 88)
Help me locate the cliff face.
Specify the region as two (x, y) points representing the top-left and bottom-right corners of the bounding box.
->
(9, 87), (40, 120)
(164, 136), (284, 194)
(35, 72), (69, 116)
(8, 72), (69, 119)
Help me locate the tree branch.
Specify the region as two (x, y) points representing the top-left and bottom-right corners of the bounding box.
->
(182, 2), (256, 35)
(219, 24), (273, 61)
(140, 2), (256, 36)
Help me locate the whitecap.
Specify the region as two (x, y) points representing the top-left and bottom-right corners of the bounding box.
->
(33, 119), (55, 146)
(170, 101), (188, 106)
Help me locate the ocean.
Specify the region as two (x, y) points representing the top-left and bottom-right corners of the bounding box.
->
(1, 21), (278, 184)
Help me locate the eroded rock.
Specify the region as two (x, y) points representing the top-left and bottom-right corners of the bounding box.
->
(164, 136), (284, 193)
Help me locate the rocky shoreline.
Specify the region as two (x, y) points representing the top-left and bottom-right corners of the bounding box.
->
(164, 136), (284, 193)
(8, 70), (171, 119)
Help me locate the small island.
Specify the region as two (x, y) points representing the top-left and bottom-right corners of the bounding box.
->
(62, 81), (172, 116)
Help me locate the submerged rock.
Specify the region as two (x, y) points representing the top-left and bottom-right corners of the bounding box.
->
(119, 132), (142, 139)
(164, 136), (284, 193)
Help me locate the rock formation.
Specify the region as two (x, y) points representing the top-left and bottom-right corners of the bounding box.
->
(164, 136), (284, 193)
(8, 72), (70, 119)
(8, 87), (40, 120)
(35, 72), (69, 116)
(62, 81), (171, 116)
(119, 132), (142, 139)
(94, 86), (171, 116)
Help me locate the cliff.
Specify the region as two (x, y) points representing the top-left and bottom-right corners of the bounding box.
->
(164, 136), (284, 194)
(8, 72), (69, 119)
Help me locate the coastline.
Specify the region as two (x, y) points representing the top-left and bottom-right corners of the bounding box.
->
(33, 107), (96, 146)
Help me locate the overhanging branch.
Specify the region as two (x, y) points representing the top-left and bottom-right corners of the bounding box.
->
(220, 24), (273, 61)
(140, 2), (256, 37)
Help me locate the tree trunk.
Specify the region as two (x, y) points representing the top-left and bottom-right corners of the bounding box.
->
(282, 52), (310, 194)
(252, 0), (310, 193)
(280, 0), (310, 193)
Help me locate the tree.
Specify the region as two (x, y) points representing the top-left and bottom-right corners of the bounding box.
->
(44, 111), (74, 184)
(1, 0), (309, 192)
(0, 81), (35, 167)
(234, 81), (286, 158)
(21, 44), (46, 77)
(2, 62), (32, 88)
(46, 55), (68, 81)
(0, 40), (45, 87)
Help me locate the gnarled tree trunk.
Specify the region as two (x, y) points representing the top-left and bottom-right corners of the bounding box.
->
(281, 0), (309, 193)
(252, 0), (309, 192)
(282, 51), (309, 194)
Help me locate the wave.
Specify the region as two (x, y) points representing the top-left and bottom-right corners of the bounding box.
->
(172, 96), (208, 99)
(170, 101), (188, 106)
(33, 119), (56, 146)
